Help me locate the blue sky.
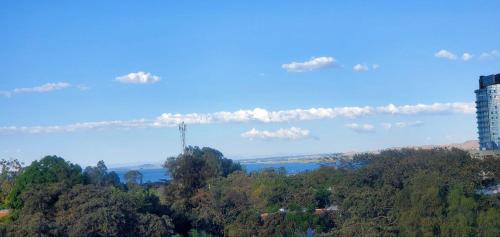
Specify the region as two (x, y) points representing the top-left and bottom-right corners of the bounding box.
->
(1, 1), (499, 166)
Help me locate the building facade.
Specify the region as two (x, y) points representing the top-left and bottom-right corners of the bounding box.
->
(475, 74), (500, 150)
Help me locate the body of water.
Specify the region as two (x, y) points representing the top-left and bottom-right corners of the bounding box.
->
(112, 162), (341, 183)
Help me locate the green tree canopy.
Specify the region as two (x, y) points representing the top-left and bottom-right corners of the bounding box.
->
(125, 170), (143, 185)
(7, 155), (83, 209)
(0, 158), (23, 206)
(164, 146), (242, 198)
(83, 160), (120, 186)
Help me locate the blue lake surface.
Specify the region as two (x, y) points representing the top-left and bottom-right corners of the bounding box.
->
(112, 162), (338, 183)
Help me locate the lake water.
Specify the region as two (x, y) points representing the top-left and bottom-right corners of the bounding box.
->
(112, 162), (339, 183)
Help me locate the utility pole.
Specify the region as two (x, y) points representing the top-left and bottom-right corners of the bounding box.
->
(179, 121), (186, 154)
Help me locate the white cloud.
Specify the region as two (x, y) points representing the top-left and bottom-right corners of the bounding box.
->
(381, 121), (424, 129)
(435, 49), (458, 60)
(372, 64), (380, 69)
(115, 71), (160, 84)
(155, 107), (374, 125)
(1, 82), (73, 97)
(14, 82), (71, 93)
(434, 49), (500, 61)
(0, 119), (152, 134)
(375, 102), (475, 115)
(479, 50), (500, 60)
(241, 127), (310, 140)
(0, 102), (475, 135)
(76, 84), (90, 91)
(461, 53), (473, 61)
(353, 64), (369, 72)
(282, 57), (336, 72)
(345, 123), (375, 133)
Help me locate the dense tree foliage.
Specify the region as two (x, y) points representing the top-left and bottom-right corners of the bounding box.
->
(0, 159), (22, 207)
(4, 183), (174, 236)
(7, 156), (84, 209)
(164, 147), (242, 198)
(1, 148), (499, 236)
(167, 148), (499, 236)
(125, 170), (144, 185)
(1, 158), (174, 237)
(162, 146), (243, 235)
(83, 160), (120, 186)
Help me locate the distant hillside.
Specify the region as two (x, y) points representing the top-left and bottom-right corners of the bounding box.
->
(238, 153), (347, 164)
(111, 163), (163, 170)
(397, 140), (479, 151)
(239, 140), (480, 164)
(111, 141), (480, 168)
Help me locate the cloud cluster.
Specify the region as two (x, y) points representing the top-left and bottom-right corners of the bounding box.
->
(241, 127), (310, 140)
(347, 120), (424, 133)
(353, 64), (369, 72)
(282, 57), (336, 72)
(435, 49), (459, 60)
(462, 53), (473, 61)
(345, 123), (375, 133)
(381, 121), (424, 129)
(435, 50), (474, 61)
(155, 106), (376, 125)
(353, 63), (379, 72)
(115, 71), (161, 84)
(1, 82), (72, 97)
(0, 102), (475, 135)
(156, 103), (476, 124)
(479, 50), (500, 60)
(435, 49), (500, 61)
(0, 119), (152, 134)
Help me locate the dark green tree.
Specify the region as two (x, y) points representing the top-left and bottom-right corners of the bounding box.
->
(441, 186), (478, 236)
(164, 146), (242, 199)
(125, 170), (143, 185)
(7, 155), (83, 209)
(84, 160), (120, 186)
(478, 207), (500, 237)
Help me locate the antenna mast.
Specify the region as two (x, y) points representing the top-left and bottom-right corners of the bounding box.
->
(179, 121), (186, 154)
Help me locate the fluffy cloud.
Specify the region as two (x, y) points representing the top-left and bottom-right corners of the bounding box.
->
(353, 64), (369, 72)
(345, 123), (375, 133)
(435, 49), (458, 60)
(241, 127), (310, 140)
(461, 53), (473, 61)
(379, 102), (475, 114)
(1, 82), (73, 97)
(381, 121), (424, 129)
(479, 50), (500, 60)
(0, 102), (475, 134)
(353, 63), (379, 72)
(115, 71), (160, 84)
(435, 49), (499, 61)
(155, 107), (374, 125)
(282, 57), (336, 72)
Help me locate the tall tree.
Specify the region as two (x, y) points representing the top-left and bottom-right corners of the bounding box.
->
(125, 170), (143, 185)
(83, 160), (119, 186)
(0, 158), (22, 205)
(164, 146), (242, 199)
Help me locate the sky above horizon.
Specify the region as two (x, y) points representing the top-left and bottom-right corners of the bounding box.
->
(1, 1), (499, 166)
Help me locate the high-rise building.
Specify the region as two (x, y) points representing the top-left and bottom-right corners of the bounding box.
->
(475, 73), (500, 150)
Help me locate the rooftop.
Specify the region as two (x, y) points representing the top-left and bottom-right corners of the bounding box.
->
(479, 73), (500, 89)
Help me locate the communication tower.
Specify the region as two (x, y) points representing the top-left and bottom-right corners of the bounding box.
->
(179, 122), (186, 154)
